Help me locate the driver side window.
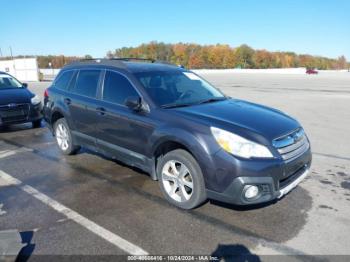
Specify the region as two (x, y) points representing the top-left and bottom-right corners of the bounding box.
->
(103, 71), (139, 105)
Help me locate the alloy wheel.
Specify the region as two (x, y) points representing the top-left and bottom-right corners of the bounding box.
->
(161, 160), (194, 202)
(56, 123), (69, 151)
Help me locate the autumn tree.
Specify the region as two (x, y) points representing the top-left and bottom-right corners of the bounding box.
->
(106, 42), (347, 70)
(254, 50), (274, 68)
(335, 56), (347, 69)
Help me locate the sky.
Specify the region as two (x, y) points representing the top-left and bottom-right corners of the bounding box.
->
(1, 0), (349, 59)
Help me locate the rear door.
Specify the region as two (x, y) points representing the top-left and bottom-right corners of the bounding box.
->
(44, 69), (75, 123)
(67, 69), (103, 149)
(95, 70), (154, 167)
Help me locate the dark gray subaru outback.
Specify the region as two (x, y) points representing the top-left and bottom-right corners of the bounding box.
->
(43, 58), (311, 209)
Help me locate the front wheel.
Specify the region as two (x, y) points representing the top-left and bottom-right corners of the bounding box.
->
(54, 118), (80, 155)
(157, 149), (206, 209)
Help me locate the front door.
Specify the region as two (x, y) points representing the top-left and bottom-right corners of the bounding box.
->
(95, 70), (154, 168)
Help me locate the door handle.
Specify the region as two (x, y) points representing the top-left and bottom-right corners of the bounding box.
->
(96, 107), (106, 115)
(64, 98), (71, 105)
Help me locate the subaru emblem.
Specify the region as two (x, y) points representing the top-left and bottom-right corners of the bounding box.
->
(293, 131), (303, 142)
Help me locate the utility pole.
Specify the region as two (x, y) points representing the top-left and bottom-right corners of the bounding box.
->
(9, 46), (13, 59)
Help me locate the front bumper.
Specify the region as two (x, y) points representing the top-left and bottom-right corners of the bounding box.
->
(0, 103), (43, 126)
(206, 147), (312, 205)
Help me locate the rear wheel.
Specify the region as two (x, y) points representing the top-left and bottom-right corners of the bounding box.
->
(54, 118), (80, 155)
(157, 149), (206, 209)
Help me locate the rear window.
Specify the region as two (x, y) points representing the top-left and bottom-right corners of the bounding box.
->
(73, 70), (101, 98)
(54, 71), (74, 90)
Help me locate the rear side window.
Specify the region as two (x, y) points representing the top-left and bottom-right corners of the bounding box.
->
(54, 70), (74, 90)
(73, 70), (101, 98)
(103, 71), (138, 105)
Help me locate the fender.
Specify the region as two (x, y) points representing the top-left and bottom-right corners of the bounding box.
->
(50, 98), (75, 131)
(149, 126), (220, 185)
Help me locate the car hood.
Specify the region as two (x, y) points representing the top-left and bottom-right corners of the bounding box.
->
(173, 99), (300, 142)
(0, 88), (33, 105)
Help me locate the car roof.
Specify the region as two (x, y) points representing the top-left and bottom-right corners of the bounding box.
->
(125, 62), (185, 73)
(62, 59), (185, 74)
(0, 72), (10, 77)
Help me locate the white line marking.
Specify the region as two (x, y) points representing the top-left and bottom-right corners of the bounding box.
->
(0, 150), (16, 159)
(0, 203), (6, 216)
(0, 147), (32, 159)
(0, 170), (148, 255)
(0, 170), (22, 186)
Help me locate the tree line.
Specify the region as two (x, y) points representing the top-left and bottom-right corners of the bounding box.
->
(1, 42), (348, 69)
(107, 42), (349, 70)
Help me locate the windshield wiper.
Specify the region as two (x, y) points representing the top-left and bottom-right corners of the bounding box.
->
(161, 97), (227, 109)
(197, 97), (227, 105)
(161, 102), (195, 109)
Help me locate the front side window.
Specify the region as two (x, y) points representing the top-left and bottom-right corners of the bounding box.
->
(54, 70), (74, 90)
(73, 70), (101, 98)
(103, 71), (138, 105)
(0, 74), (23, 89)
(135, 71), (225, 108)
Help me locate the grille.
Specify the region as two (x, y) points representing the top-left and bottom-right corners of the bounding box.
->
(273, 129), (309, 161)
(0, 103), (30, 123)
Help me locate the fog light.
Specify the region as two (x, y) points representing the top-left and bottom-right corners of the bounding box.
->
(244, 185), (259, 199)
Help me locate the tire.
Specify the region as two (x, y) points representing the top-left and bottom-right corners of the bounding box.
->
(54, 118), (80, 155)
(157, 149), (206, 209)
(32, 119), (42, 128)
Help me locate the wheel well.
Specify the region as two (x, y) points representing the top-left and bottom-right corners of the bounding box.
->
(154, 141), (188, 160)
(51, 111), (64, 126)
(153, 141), (193, 179)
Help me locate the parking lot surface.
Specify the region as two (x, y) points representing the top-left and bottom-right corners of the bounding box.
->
(1, 72), (350, 260)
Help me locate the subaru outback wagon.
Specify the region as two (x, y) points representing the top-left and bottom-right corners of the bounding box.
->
(43, 58), (311, 209)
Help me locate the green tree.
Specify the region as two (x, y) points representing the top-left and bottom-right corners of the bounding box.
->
(234, 44), (255, 68)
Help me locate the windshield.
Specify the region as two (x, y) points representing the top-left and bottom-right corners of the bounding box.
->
(135, 71), (226, 108)
(0, 74), (23, 89)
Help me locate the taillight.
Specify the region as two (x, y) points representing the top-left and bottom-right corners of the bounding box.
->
(44, 89), (49, 98)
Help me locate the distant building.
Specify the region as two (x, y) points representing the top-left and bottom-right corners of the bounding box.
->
(0, 58), (39, 82)
(39, 68), (61, 81)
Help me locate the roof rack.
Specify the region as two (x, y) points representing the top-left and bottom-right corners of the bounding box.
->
(78, 57), (178, 65)
(65, 58), (126, 68)
(65, 57), (180, 69)
(111, 57), (156, 63)
(76, 57), (153, 62)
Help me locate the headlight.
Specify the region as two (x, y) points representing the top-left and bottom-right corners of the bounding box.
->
(211, 127), (273, 159)
(31, 95), (41, 105)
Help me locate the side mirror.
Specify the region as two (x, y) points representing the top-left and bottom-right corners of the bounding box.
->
(22, 83), (28, 88)
(125, 96), (142, 111)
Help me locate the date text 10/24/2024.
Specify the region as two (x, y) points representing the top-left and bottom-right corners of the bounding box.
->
(127, 255), (219, 261)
